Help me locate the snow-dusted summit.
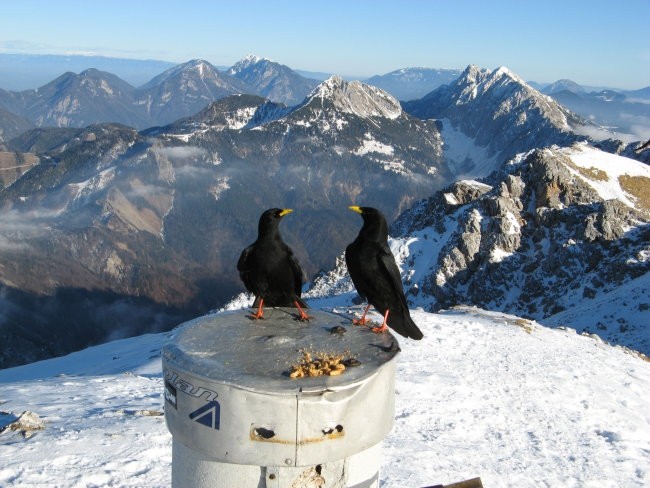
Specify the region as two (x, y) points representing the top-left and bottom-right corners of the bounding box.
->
(226, 54), (267, 75)
(305, 75), (403, 120)
(403, 65), (588, 162)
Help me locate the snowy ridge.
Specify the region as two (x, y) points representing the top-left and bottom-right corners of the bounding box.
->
(1, 308), (649, 487)
(403, 64), (586, 167)
(307, 76), (402, 119)
(558, 142), (650, 209)
(308, 143), (650, 355)
(453, 65), (571, 130)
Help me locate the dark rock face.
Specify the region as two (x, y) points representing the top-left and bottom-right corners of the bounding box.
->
(387, 145), (650, 352)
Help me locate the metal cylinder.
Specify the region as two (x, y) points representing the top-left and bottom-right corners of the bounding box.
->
(162, 308), (400, 488)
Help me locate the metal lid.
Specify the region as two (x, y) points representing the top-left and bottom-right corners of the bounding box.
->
(162, 308), (400, 395)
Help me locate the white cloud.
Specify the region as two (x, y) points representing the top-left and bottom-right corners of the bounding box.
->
(156, 146), (207, 161)
(0, 208), (59, 251)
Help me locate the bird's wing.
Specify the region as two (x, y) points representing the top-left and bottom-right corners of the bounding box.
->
(237, 245), (255, 292)
(287, 250), (305, 297)
(377, 243), (409, 308)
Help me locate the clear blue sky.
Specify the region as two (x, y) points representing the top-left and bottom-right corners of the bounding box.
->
(1, 0), (649, 89)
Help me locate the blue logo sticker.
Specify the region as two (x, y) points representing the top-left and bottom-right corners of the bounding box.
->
(189, 401), (220, 430)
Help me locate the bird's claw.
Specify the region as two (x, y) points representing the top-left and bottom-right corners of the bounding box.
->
(371, 324), (388, 333)
(295, 313), (312, 322)
(352, 317), (367, 326)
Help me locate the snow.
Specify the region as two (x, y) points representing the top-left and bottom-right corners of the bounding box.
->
(224, 107), (258, 129)
(440, 119), (500, 179)
(209, 176), (230, 200)
(353, 133), (395, 156)
(489, 246), (513, 263)
(2, 305), (649, 487)
(558, 143), (650, 210)
(69, 167), (116, 201)
(544, 272), (650, 355)
(309, 76), (403, 120)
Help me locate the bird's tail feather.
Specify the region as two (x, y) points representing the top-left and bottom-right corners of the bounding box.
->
(391, 308), (423, 340)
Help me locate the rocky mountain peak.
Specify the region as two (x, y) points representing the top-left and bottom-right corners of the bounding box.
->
(306, 76), (402, 119)
(390, 143), (650, 349)
(403, 65), (586, 163)
(227, 54), (268, 75)
(309, 143), (650, 354)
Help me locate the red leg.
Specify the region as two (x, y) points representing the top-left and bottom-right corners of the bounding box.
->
(371, 310), (389, 333)
(353, 304), (372, 326)
(294, 300), (312, 321)
(248, 298), (265, 320)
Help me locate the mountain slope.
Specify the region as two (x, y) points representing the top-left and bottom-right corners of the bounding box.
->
(394, 144), (650, 353)
(0, 77), (448, 368)
(0, 307), (648, 487)
(21, 69), (153, 129)
(136, 59), (253, 126)
(0, 106), (34, 145)
(403, 65), (588, 163)
(305, 143), (650, 354)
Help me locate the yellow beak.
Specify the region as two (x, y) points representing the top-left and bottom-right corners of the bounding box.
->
(279, 208), (293, 217)
(348, 205), (362, 214)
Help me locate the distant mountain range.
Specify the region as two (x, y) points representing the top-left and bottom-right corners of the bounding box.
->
(543, 84), (650, 142)
(0, 58), (317, 133)
(0, 58), (648, 369)
(226, 54), (320, 106)
(2, 54), (649, 146)
(364, 67), (463, 101)
(0, 53), (177, 90)
(0, 75), (448, 368)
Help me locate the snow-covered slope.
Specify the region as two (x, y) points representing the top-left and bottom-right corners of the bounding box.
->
(379, 142), (650, 354)
(1, 307), (649, 487)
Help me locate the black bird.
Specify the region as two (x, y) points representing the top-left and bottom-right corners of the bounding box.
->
(237, 208), (310, 321)
(345, 206), (423, 340)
